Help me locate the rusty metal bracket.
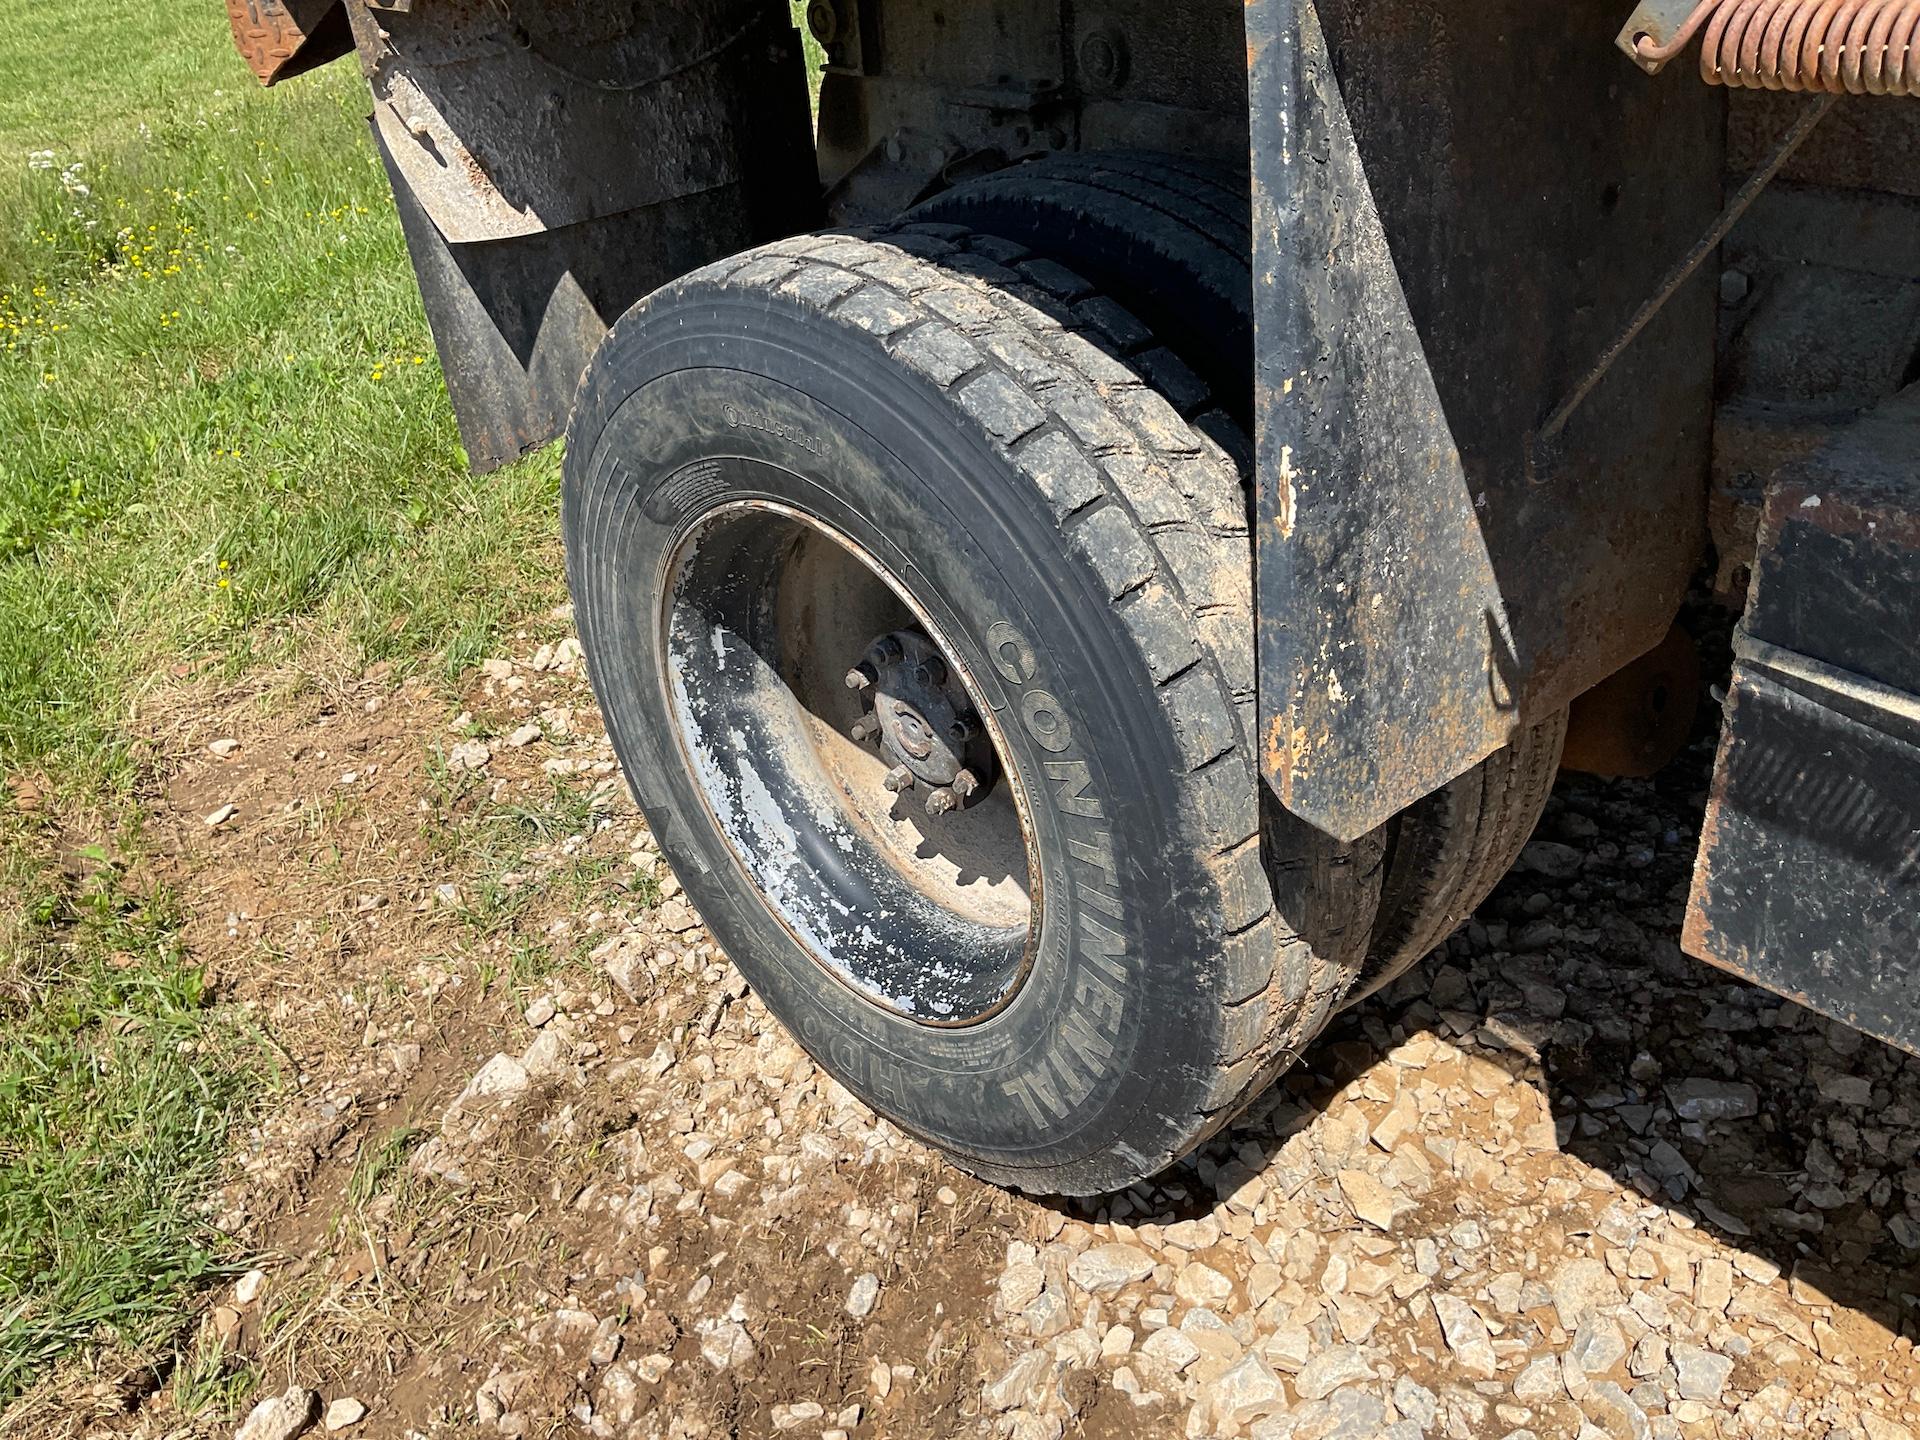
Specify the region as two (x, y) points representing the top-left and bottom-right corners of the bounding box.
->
(1616, 0), (1702, 72)
(223, 0), (353, 86)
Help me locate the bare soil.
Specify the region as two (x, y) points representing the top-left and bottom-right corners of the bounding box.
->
(13, 615), (1920, 1440)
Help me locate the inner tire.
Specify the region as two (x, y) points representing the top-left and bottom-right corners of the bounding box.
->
(564, 227), (1379, 1195)
(909, 150), (1254, 427)
(912, 150), (1572, 1003)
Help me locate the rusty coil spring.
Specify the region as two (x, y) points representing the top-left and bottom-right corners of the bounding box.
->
(1638, 0), (1920, 93)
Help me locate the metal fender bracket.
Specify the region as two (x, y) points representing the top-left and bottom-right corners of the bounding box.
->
(1246, 0), (1723, 840)
(1685, 386), (1920, 1057)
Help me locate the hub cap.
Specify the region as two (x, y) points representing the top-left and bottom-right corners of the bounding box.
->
(846, 629), (998, 817)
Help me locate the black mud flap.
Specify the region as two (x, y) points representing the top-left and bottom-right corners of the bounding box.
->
(354, 0), (819, 473)
(1685, 387), (1920, 1056)
(1244, 0), (1724, 839)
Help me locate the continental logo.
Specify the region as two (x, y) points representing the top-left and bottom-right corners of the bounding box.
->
(987, 621), (1133, 1127)
(722, 402), (822, 455)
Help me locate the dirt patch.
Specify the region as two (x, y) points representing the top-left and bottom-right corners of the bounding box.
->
(9, 620), (1920, 1440)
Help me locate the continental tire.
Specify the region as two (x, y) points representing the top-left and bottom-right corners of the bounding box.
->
(1353, 711), (1571, 1003)
(563, 227), (1381, 1195)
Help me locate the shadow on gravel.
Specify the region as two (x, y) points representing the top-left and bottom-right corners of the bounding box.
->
(1069, 609), (1918, 1358)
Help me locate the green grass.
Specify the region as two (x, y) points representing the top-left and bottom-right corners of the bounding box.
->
(0, 856), (273, 1407)
(0, 5), (563, 791)
(0, 0), (822, 1403)
(0, 0), (563, 1404)
(0, 0), (232, 156)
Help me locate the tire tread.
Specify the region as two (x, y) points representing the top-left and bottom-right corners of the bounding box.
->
(592, 223), (1369, 1183)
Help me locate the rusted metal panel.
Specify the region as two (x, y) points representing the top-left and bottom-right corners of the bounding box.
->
(346, 0), (814, 245)
(1708, 179), (1920, 603)
(1686, 386), (1920, 1055)
(224, 0), (351, 86)
(1685, 660), (1920, 1055)
(1246, 0), (1723, 840)
(1742, 389), (1920, 690)
(1560, 624), (1701, 779)
(349, 0), (819, 469)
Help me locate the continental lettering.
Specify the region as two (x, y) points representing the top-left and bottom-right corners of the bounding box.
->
(1019, 690), (1073, 753)
(1045, 760), (1103, 817)
(987, 620), (1039, 684)
(1060, 1004), (1118, 1076)
(1076, 912), (1131, 985)
(1003, 1074), (1048, 1127)
(722, 402), (822, 455)
(1072, 968), (1126, 1035)
(981, 618), (1143, 1129)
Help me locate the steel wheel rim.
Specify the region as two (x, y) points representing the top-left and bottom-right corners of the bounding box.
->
(657, 492), (1041, 1027)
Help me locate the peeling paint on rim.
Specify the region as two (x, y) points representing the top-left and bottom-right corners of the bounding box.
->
(657, 498), (1042, 1028)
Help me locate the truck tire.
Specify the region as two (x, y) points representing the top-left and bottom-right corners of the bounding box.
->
(563, 226), (1381, 1195)
(910, 150), (1254, 426)
(912, 152), (1571, 1003)
(1352, 710), (1571, 1004)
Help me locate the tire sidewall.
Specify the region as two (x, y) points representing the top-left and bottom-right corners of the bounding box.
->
(565, 288), (1229, 1191)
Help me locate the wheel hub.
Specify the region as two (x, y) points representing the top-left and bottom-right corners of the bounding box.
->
(847, 629), (997, 815)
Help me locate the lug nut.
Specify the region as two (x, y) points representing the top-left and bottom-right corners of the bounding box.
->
(952, 768), (979, 799)
(913, 657), (948, 688)
(845, 663), (876, 691)
(883, 765), (915, 794)
(947, 714), (979, 744)
(873, 635), (905, 664)
(926, 787), (959, 817)
(850, 716), (880, 742)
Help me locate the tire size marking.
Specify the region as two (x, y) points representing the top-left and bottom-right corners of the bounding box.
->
(992, 621), (1137, 1129)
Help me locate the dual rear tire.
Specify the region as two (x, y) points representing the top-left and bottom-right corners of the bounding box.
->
(563, 159), (1562, 1195)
